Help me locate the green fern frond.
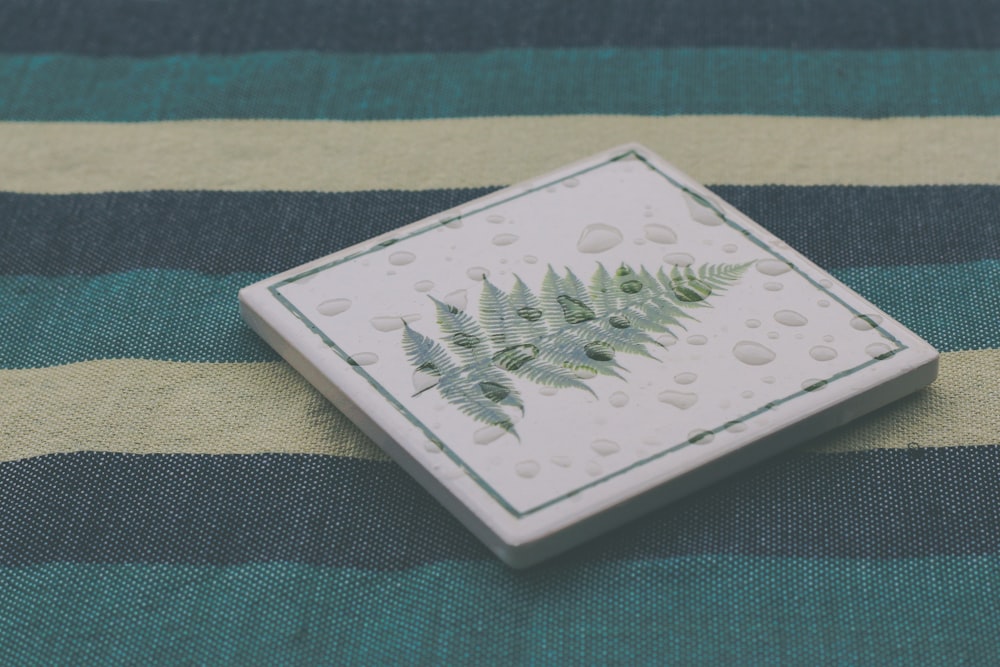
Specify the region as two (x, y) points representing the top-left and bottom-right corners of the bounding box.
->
(696, 262), (754, 292)
(431, 297), (489, 366)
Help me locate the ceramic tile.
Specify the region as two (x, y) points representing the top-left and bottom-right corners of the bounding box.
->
(240, 144), (938, 567)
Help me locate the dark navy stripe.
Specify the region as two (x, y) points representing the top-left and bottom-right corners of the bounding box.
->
(2, 186), (998, 276)
(1, 447), (998, 569)
(1, 0), (997, 55)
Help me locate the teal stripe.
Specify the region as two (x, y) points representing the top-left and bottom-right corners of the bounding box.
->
(1, 262), (996, 368)
(2, 49), (999, 120)
(2, 557), (998, 664)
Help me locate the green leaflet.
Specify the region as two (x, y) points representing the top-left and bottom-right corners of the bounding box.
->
(402, 261), (751, 432)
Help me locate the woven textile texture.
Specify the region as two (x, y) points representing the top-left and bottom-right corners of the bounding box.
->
(2, 1), (999, 663)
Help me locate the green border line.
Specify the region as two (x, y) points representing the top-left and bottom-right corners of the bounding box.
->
(269, 149), (908, 519)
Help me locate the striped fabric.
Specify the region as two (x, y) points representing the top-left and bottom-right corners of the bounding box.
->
(2, 1), (999, 663)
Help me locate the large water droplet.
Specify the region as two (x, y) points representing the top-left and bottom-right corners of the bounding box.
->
(609, 391), (629, 407)
(865, 342), (895, 360)
(663, 252), (694, 267)
(466, 267), (490, 281)
(687, 335), (708, 346)
(492, 233), (519, 246)
(347, 352), (379, 366)
(443, 290), (467, 311)
(674, 372), (697, 385)
(414, 280), (435, 292)
(683, 192), (724, 226)
(688, 429), (715, 445)
(370, 314), (421, 332)
(515, 460), (540, 478)
(388, 251), (415, 266)
(756, 259), (792, 276)
(474, 424), (509, 444)
(774, 310), (808, 327)
(809, 345), (837, 361)
(591, 439), (621, 456)
(316, 298), (352, 316)
(643, 224), (677, 244)
(733, 341), (777, 365)
(850, 314), (884, 331)
(658, 391), (698, 409)
(577, 223), (623, 253)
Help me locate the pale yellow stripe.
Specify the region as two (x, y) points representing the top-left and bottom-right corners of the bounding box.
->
(1, 351), (996, 463)
(2, 116), (999, 194)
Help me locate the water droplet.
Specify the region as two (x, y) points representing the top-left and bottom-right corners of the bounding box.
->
(486, 214), (505, 224)
(466, 267), (490, 281)
(414, 280), (434, 292)
(442, 217), (463, 229)
(474, 424), (509, 444)
(818, 299), (830, 308)
(722, 243), (738, 254)
(316, 298), (352, 316)
(674, 372), (697, 385)
(574, 367), (597, 380)
(756, 259), (792, 276)
(443, 289), (467, 311)
(733, 341), (777, 365)
(656, 333), (678, 347)
(492, 233), (519, 246)
(802, 379), (827, 392)
(865, 342), (895, 360)
(658, 391), (698, 410)
(822, 335), (834, 343)
(523, 255), (538, 264)
(550, 455), (572, 468)
(347, 352), (378, 366)
(388, 251), (415, 266)
(850, 314), (884, 331)
(687, 335), (708, 346)
(424, 440), (440, 453)
(767, 331), (779, 340)
(683, 192), (724, 226)
(820, 278), (833, 288)
(386, 269), (396, 276)
(725, 421), (748, 433)
(412, 368), (438, 393)
(774, 310), (808, 327)
(591, 439), (621, 456)
(762, 376), (776, 384)
(585, 461), (602, 476)
(539, 386), (558, 396)
(688, 429), (715, 445)
(577, 223), (623, 253)
(643, 224), (678, 244)
(515, 460), (540, 478)
(370, 314), (421, 332)
(563, 178), (580, 188)
(763, 282), (784, 291)
(663, 252), (694, 267)
(745, 319), (761, 328)
(741, 390), (754, 399)
(609, 392), (629, 407)
(809, 345), (838, 361)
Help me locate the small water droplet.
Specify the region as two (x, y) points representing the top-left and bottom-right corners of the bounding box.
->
(442, 217), (463, 229)
(563, 178), (580, 188)
(523, 255), (538, 264)
(574, 367), (597, 379)
(688, 429), (715, 445)
(745, 318), (761, 328)
(687, 335), (708, 346)
(474, 424), (509, 444)
(443, 289), (467, 311)
(316, 298), (352, 316)
(414, 280), (434, 292)
(725, 421), (748, 433)
(818, 299), (830, 308)
(683, 192), (724, 226)
(591, 439), (621, 456)
(762, 376), (776, 384)
(577, 223), (623, 253)
(486, 214), (505, 224)
(388, 251), (415, 266)
(386, 269), (396, 276)
(609, 392), (629, 407)
(585, 461), (602, 476)
(763, 282), (784, 291)
(370, 314), (420, 332)
(412, 368), (437, 393)
(865, 342), (895, 360)
(802, 379), (827, 392)
(515, 460), (540, 478)
(722, 243), (738, 254)
(550, 455), (572, 468)
(664, 252), (694, 267)
(347, 352), (378, 366)
(492, 233), (519, 246)
(850, 314), (884, 331)
(643, 224), (677, 244)
(658, 391), (698, 410)
(767, 331), (779, 340)
(774, 310), (808, 327)
(733, 341), (777, 365)
(424, 440), (440, 453)
(656, 333), (678, 347)
(741, 390), (754, 399)
(822, 335), (834, 343)
(466, 267), (490, 281)
(819, 278), (833, 288)
(756, 259), (792, 276)
(633, 238), (646, 245)
(643, 210), (654, 218)
(539, 386), (558, 396)
(809, 345), (838, 361)
(674, 372), (697, 385)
